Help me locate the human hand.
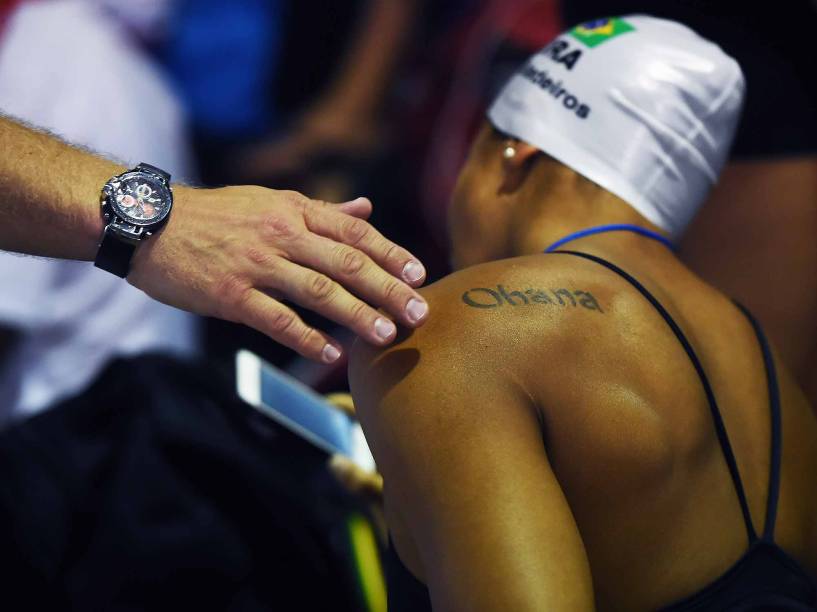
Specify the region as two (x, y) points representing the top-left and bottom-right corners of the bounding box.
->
(234, 105), (381, 181)
(129, 186), (428, 363)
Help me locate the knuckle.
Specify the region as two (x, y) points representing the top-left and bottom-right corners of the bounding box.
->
(348, 300), (370, 326)
(337, 247), (366, 277)
(340, 218), (370, 246)
(383, 243), (402, 263)
(300, 201), (327, 229)
(382, 278), (403, 302)
(246, 247), (273, 267)
(260, 213), (300, 244)
(267, 308), (298, 336)
(215, 273), (252, 317)
(306, 273), (335, 303)
(298, 326), (321, 352)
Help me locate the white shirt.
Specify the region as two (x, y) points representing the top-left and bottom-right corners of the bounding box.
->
(0, 0), (199, 424)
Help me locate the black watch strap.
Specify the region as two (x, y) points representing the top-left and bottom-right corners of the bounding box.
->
(94, 227), (137, 278)
(136, 162), (170, 182)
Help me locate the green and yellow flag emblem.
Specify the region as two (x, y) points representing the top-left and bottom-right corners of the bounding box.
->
(570, 17), (635, 48)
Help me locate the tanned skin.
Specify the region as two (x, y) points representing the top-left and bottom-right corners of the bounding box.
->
(349, 125), (817, 611)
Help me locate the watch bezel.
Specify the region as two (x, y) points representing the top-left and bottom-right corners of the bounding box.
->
(103, 170), (174, 228)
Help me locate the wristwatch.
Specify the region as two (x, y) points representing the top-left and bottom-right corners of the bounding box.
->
(94, 162), (173, 278)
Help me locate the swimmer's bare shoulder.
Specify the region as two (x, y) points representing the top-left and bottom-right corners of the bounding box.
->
(351, 254), (817, 610)
(348, 254), (630, 612)
(351, 252), (635, 417)
(349, 255), (724, 610)
(353, 252), (614, 366)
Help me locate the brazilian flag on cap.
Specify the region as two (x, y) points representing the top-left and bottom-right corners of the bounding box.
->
(570, 17), (635, 48)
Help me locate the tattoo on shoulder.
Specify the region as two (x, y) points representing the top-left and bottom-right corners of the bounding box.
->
(461, 284), (604, 313)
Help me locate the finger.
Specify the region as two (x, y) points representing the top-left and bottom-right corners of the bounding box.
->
(289, 235), (428, 329)
(334, 196), (373, 220)
(260, 258), (399, 346)
(240, 289), (343, 364)
(329, 455), (384, 498)
(303, 201), (427, 287)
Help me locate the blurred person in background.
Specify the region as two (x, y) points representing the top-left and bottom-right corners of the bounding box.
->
(233, 0), (420, 203)
(162, 0), (284, 171)
(0, 0), (198, 425)
(162, 0), (419, 201)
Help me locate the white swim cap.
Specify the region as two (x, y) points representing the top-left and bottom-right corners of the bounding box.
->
(488, 15), (745, 238)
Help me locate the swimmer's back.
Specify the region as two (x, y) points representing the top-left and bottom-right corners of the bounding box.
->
(363, 246), (817, 610)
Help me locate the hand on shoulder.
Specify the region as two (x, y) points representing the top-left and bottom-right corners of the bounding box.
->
(128, 185), (429, 363)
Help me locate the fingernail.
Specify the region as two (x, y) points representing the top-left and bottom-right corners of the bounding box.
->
(322, 344), (342, 364)
(342, 196), (369, 205)
(374, 317), (396, 341)
(406, 298), (428, 324)
(402, 260), (426, 284)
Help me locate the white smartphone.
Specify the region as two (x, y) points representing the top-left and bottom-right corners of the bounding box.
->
(235, 350), (375, 472)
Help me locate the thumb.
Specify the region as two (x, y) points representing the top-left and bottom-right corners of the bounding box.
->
(335, 196), (373, 220)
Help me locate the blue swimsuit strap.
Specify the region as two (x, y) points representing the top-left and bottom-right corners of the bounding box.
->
(544, 224), (675, 253)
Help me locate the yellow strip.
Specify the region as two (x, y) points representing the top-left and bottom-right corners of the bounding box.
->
(347, 513), (387, 612)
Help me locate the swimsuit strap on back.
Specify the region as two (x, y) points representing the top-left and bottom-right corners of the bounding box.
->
(552, 250), (759, 543)
(732, 302), (782, 541)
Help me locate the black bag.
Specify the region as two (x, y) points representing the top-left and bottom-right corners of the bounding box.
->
(0, 355), (370, 611)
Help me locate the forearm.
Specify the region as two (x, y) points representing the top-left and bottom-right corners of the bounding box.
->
(0, 118), (430, 363)
(0, 115), (122, 260)
(322, 0), (418, 118)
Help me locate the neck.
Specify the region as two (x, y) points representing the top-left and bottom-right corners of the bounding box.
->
(450, 166), (680, 270)
(507, 196), (674, 262)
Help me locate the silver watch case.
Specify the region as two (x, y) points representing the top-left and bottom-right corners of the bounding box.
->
(100, 169), (174, 243)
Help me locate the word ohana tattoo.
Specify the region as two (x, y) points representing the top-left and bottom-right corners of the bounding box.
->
(462, 284), (603, 312)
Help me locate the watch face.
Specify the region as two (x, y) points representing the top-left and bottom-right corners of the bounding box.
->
(108, 171), (172, 226)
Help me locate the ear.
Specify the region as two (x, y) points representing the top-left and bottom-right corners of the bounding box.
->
(499, 140), (539, 194)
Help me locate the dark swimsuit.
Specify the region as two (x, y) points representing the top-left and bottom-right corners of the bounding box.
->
(385, 251), (817, 611)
